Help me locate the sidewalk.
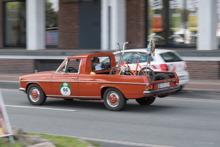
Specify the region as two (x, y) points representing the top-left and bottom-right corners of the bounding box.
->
(0, 74), (219, 92)
(184, 80), (220, 92)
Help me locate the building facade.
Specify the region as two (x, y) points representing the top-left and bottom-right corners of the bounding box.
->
(0, 0), (219, 50)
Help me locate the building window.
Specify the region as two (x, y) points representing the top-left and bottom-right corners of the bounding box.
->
(148, 0), (167, 45)
(46, 0), (58, 47)
(4, 1), (26, 47)
(147, 0), (198, 47)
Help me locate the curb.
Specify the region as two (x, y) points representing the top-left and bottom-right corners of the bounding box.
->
(183, 88), (220, 93)
(0, 80), (19, 83)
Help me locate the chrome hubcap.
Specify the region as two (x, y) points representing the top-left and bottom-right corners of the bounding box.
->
(29, 87), (40, 102)
(107, 92), (120, 107)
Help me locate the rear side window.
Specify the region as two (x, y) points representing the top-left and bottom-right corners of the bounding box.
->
(132, 52), (153, 63)
(114, 52), (153, 63)
(91, 56), (111, 71)
(160, 52), (182, 62)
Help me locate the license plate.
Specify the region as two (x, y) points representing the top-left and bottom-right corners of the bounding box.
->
(158, 82), (170, 88)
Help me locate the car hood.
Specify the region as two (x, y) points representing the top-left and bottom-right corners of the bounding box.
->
(20, 71), (55, 81)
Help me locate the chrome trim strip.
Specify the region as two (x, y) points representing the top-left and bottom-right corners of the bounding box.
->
(19, 88), (26, 91)
(143, 86), (180, 95)
(77, 81), (146, 85)
(47, 95), (101, 99)
(20, 80), (146, 85)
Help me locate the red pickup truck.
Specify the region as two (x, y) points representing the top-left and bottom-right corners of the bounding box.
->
(19, 52), (180, 111)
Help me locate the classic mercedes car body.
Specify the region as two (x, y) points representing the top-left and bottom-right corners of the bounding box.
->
(19, 52), (180, 111)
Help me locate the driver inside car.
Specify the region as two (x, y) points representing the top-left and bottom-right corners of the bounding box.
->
(92, 57), (101, 71)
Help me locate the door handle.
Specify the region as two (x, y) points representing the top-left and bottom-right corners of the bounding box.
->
(72, 77), (78, 79)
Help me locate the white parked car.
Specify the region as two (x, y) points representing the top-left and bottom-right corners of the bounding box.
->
(113, 49), (189, 91)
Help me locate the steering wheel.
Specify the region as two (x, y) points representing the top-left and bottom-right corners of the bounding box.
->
(68, 67), (77, 72)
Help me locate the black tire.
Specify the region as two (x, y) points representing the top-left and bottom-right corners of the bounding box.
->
(63, 99), (73, 101)
(103, 88), (126, 111)
(139, 67), (155, 81)
(136, 97), (156, 105)
(176, 85), (183, 92)
(155, 73), (170, 98)
(155, 73), (170, 81)
(27, 84), (47, 105)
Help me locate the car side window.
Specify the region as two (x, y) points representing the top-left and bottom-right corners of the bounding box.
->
(131, 52), (154, 63)
(65, 59), (81, 73)
(122, 52), (133, 62)
(59, 64), (66, 73)
(91, 56), (111, 71)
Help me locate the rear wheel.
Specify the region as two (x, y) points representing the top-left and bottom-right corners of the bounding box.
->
(139, 67), (155, 81)
(155, 73), (170, 97)
(27, 84), (47, 105)
(63, 99), (73, 101)
(103, 88), (126, 111)
(176, 85), (183, 92)
(136, 97), (156, 105)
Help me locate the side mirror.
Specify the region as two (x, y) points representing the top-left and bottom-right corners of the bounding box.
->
(61, 69), (65, 74)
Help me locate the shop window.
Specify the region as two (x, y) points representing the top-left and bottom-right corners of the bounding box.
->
(168, 0), (198, 46)
(46, 0), (59, 47)
(148, 0), (167, 45)
(4, 1), (26, 47)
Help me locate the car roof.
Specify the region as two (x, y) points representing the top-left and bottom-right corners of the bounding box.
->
(119, 48), (176, 54)
(68, 52), (114, 59)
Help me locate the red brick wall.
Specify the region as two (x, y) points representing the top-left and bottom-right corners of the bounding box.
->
(58, 0), (79, 48)
(0, 59), (35, 74)
(186, 61), (220, 80)
(0, 0), (3, 48)
(126, 0), (145, 49)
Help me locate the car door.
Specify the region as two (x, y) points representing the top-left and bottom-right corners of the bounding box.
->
(51, 58), (81, 97)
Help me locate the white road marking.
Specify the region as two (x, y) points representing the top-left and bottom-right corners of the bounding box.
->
(0, 81), (19, 83)
(165, 97), (220, 103)
(5, 105), (76, 112)
(0, 89), (20, 92)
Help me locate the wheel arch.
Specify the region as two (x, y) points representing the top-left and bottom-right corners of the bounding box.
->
(100, 85), (125, 99)
(26, 82), (45, 93)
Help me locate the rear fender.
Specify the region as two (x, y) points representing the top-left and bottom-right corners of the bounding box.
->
(100, 85), (123, 99)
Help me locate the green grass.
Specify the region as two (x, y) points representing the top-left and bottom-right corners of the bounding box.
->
(27, 132), (88, 147)
(0, 133), (101, 147)
(0, 138), (23, 147)
(87, 140), (101, 147)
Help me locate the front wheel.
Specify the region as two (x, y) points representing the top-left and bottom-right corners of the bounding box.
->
(139, 67), (155, 81)
(27, 84), (47, 105)
(103, 88), (126, 111)
(136, 97), (156, 105)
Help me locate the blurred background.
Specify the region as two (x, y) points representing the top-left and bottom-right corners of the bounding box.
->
(0, 0), (219, 80)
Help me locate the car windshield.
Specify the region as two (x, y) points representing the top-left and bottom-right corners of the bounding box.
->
(160, 52), (182, 62)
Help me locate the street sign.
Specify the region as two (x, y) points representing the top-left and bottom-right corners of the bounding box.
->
(0, 90), (14, 143)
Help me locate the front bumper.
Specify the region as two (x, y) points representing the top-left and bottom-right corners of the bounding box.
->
(143, 86), (180, 95)
(19, 88), (26, 92)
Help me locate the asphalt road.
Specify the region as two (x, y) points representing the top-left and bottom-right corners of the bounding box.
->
(1, 85), (220, 147)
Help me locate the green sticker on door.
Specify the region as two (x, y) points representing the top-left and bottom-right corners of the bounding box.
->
(60, 82), (71, 96)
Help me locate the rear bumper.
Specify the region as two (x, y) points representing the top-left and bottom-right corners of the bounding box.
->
(177, 72), (189, 86)
(143, 86), (180, 95)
